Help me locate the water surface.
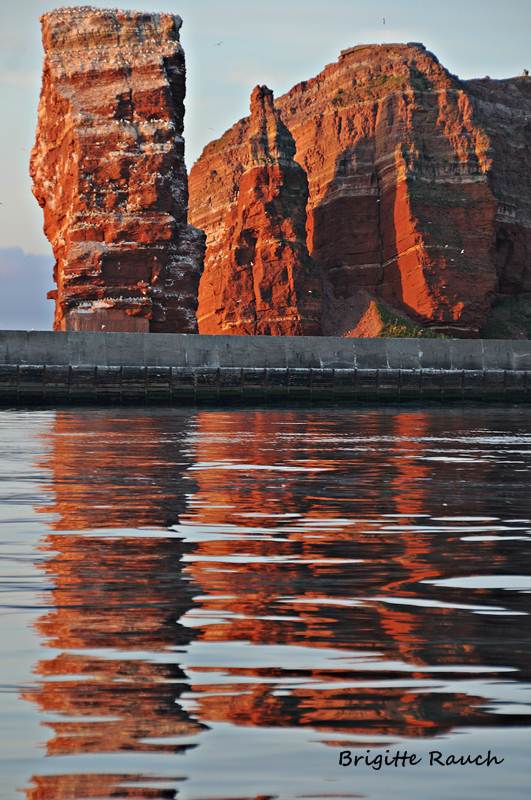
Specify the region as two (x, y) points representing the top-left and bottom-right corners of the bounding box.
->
(1, 406), (531, 799)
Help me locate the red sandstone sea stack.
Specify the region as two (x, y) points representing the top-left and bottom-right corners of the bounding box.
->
(197, 85), (321, 335)
(190, 43), (531, 338)
(30, 6), (204, 332)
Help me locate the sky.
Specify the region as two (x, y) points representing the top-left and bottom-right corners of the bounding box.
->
(0, 0), (530, 328)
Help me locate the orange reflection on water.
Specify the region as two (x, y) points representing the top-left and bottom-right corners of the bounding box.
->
(22, 407), (531, 798)
(25, 773), (184, 800)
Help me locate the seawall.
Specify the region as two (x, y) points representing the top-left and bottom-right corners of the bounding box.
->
(1, 331), (530, 404)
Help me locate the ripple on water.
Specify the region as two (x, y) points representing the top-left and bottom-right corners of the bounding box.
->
(1, 406), (531, 800)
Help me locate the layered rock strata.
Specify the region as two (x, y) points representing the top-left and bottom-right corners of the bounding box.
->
(197, 85), (321, 334)
(467, 77), (531, 293)
(189, 43), (531, 337)
(31, 6), (204, 332)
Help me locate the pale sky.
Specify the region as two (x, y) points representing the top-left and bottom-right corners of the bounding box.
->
(0, 0), (530, 327)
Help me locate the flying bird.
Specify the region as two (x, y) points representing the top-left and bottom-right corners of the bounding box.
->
(214, 41), (223, 46)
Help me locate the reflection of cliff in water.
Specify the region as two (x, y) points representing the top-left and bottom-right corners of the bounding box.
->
(22, 407), (531, 798)
(181, 409), (531, 738)
(37, 409), (200, 530)
(25, 410), (204, 800)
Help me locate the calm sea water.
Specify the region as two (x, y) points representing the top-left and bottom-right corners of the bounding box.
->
(1, 406), (531, 800)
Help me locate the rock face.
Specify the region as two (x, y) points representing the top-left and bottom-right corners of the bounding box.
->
(197, 85), (321, 334)
(467, 76), (531, 296)
(189, 43), (531, 337)
(31, 6), (204, 332)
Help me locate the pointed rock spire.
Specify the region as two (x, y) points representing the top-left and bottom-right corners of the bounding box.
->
(195, 85), (321, 335)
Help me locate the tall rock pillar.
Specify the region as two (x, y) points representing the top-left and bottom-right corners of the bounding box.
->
(30, 7), (204, 332)
(195, 85), (321, 335)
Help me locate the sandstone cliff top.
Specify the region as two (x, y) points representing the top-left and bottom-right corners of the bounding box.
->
(41, 5), (182, 22)
(40, 6), (183, 52)
(340, 41), (427, 58)
(192, 41), (456, 167)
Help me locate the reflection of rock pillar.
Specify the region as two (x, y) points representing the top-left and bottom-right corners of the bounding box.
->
(24, 409), (204, 799)
(31, 7), (204, 333)
(38, 410), (198, 530)
(26, 773), (176, 800)
(23, 531), (203, 758)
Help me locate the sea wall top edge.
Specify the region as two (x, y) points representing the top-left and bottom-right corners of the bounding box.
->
(0, 331), (530, 371)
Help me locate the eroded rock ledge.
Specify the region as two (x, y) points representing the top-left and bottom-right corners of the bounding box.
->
(31, 5), (204, 332)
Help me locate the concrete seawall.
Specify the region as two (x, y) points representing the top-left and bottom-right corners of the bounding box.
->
(1, 330), (530, 404)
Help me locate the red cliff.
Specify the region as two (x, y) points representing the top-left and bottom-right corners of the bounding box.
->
(465, 75), (531, 337)
(31, 6), (204, 332)
(189, 43), (531, 337)
(197, 85), (321, 334)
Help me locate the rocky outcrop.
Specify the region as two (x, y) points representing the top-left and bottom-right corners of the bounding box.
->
(467, 76), (531, 297)
(197, 85), (321, 334)
(189, 43), (531, 337)
(31, 6), (204, 332)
